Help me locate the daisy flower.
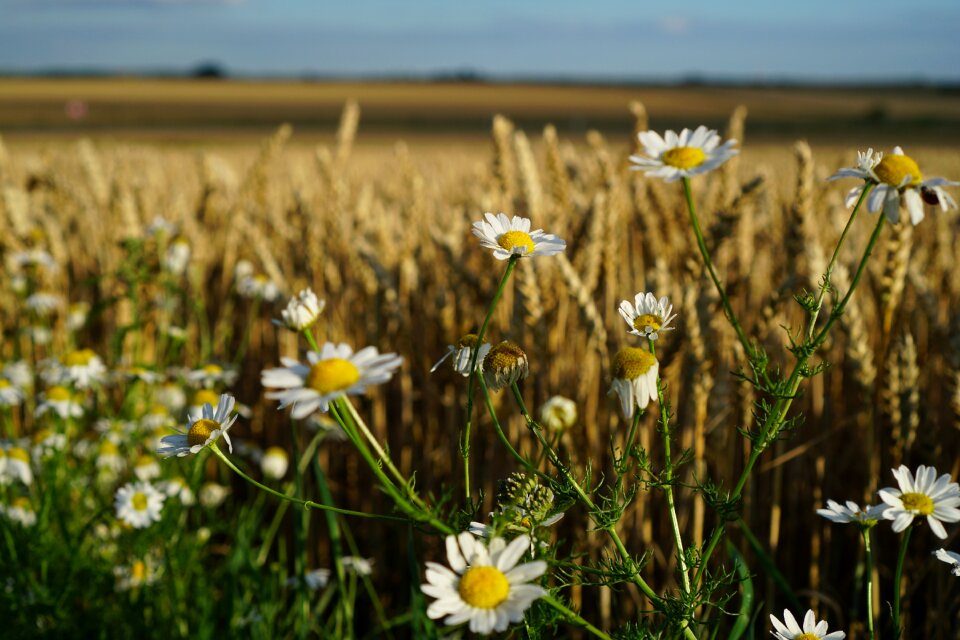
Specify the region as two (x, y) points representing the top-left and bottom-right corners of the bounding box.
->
(2, 361), (32, 388)
(155, 382), (187, 412)
(96, 440), (126, 475)
(237, 273), (281, 302)
(341, 556), (375, 576)
(163, 237), (191, 276)
(471, 213), (565, 260)
(188, 388), (222, 418)
(57, 349), (108, 389)
(431, 333), (492, 376)
(934, 548), (960, 577)
(878, 464), (960, 539)
(133, 455), (162, 481)
(629, 126), (739, 182)
(482, 341), (529, 391)
(609, 347), (659, 419)
(186, 363), (238, 389)
(115, 481), (165, 529)
(161, 477), (196, 506)
(261, 342), (402, 419)
(34, 385), (84, 419)
(770, 609), (845, 640)
(10, 248), (58, 273)
(3, 497), (37, 527)
(539, 395), (577, 432)
(24, 292), (63, 317)
(278, 287), (325, 331)
(618, 292), (677, 340)
(422, 532), (547, 635)
(158, 393), (238, 457)
(5, 446), (33, 485)
(0, 378), (24, 408)
(114, 558), (159, 591)
(66, 302), (89, 331)
(828, 147), (958, 225)
(816, 500), (888, 525)
(199, 482), (230, 508)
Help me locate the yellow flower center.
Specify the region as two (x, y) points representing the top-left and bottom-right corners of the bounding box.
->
(136, 455), (156, 468)
(202, 364), (223, 375)
(661, 146), (706, 169)
(306, 359), (361, 395)
(457, 333), (480, 349)
(12, 497), (31, 510)
(131, 492), (149, 511)
(0, 379), (9, 389)
(900, 492), (934, 515)
(47, 386), (71, 401)
(458, 566), (510, 609)
(101, 441), (119, 456)
(188, 418), (220, 446)
(33, 429), (52, 444)
(613, 347), (657, 380)
(873, 154), (922, 187)
(64, 349), (97, 367)
(796, 634), (819, 640)
(193, 389), (219, 407)
(130, 560), (147, 581)
(497, 231), (535, 255)
(633, 313), (663, 332)
(9, 447), (29, 463)
(484, 342), (527, 372)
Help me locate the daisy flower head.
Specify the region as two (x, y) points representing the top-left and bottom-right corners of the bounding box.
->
(828, 146), (958, 225)
(5, 446), (33, 485)
(630, 126), (739, 182)
(25, 292), (64, 317)
(935, 548), (960, 577)
(472, 213), (565, 260)
(482, 341), (529, 391)
(199, 482), (230, 508)
(0, 378), (24, 408)
(161, 477), (196, 506)
(770, 609), (845, 640)
(816, 500), (888, 526)
(539, 395), (577, 432)
(261, 342), (403, 419)
(115, 481), (165, 529)
(58, 349), (108, 389)
(279, 287), (325, 331)
(3, 497), (37, 527)
(188, 388), (221, 418)
(431, 333), (492, 377)
(114, 558), (159, 592)
(186, 363), (238, 389)
(133, 455), (162, 481)
(35, 385), (84, 419)
(260, 446), (289, 480)
(341, 556), (375, 576)
(2, 361), (32, 388)
(237, 272), (281, 303)
(609, 347), (659, 419)
(618, 292), (677, 340)
(878, 464), (960, 539)
(421, 532), (547, 635)
(158, 393), (238, 458)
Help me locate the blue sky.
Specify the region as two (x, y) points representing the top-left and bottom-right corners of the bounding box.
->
(2, 0), (959, 81)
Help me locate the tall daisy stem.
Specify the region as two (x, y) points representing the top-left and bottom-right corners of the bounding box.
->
(862, 527), (876, 640)
(463, 254), (519, 499)
(650, 339), (690, 595)
(542, 595), (612, 640)
(892, 525), (913, 638)
(210, 444), (407, 522)
(694, 207), (885, 587)
(478, 377), (541, 477)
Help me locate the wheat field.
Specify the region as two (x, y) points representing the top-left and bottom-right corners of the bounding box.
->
(1, 83), (959, 638)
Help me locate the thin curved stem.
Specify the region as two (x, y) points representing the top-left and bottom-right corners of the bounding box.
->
(892, 525), (913, 638)
(478, 376), (541, 477)
(542, 594), (611, 640)
(863, 527), (876, 640)
(210, 444), (407, 522)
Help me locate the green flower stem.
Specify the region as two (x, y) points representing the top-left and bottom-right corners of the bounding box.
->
(694, 208), (886, 587)
(893, 524), (913, 639)
(649, 339), (690, 595)
(681, 176), (755, 362)
(620, 410), (642, 473)
(478, 377), (541, 477)
(542, 594), (611, 640)
(805, 185), (871, 339)
(506, 383), (690, 637)
(328, 401), (456, 536)
(302, 327), (321, 353)
(290, 421), (309, 640)
(863, 527), (876, 640)
(233, 297), (261, 366)
(463, 254), (520, 499)
(311, 453), (352, 634)
(210, 443), (407, 522)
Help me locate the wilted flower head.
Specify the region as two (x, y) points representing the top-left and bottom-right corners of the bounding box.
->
(279, 287), (325, 331)
(817, 500), (888, 526)
(482, 341), (529, 391)
(934, 548), (960, 577)
(609, 347), (659, 419)
(431, 333), (492, 377)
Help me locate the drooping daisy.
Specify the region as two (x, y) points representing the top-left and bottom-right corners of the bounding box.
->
(260, 446), (289, 480)
(421, 532), (547, 635)
(609, 347), (659, 419)
(878, 464), (960, 539)
(3, 497), (37, 527)
(341, 556), (375, 576)
(34, 385), (84, 419)
(817, 500), (888, 525)
(57, 349), (108, 389)
(278, 287), (326, 331)
(161, 477), (196, 506)
(115, 481), (165, 529)
(66, 302), (89, 332)
(539, 395), (577, 432)
(158, 393), (238, 458)
(770, 609), (845, 640)
(237, 273), (281, 302)
(162, 237), (191, 276)
(431, 333), (492, 377)
(198, 482), (230, 508)
(482, 341), (529, 391)
(618, 292), (677, 340)
(5, 446), (33, 485)
(0, 378), (24, 407)
(934, 548), (960, 577)
(261, 343), (403, 418)
(472, 213), (566, 260)
(186, 363), (238, 389)
(828, 147), (958, 225)
(629, 126), (739, 182)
